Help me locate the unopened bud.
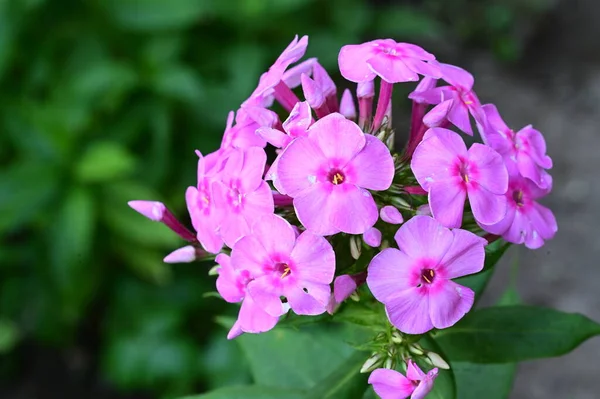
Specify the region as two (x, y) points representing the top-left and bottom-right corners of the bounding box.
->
(360, 352), (383, 373)
(408, 343), (424, 356)
(391, 331), (403, 344)
(384, 357), (394, 370)
(349, 236), (362, 260)
(350, 291), (360, 302)
(208, 264), (220, 276)
(426, 352), (450, 370)
(164, 245), (206, 264)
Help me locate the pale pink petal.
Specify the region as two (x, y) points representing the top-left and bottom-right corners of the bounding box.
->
(529, 202), (558, 240)
(227, 320), (244, 340)
(301, 73), (325, 108)
(408, 86), (448, 105)
(363, 227), (382, 247)
(313, 61), (337, 97)
(241, 181), (275, 225)
(286, 283), (329, 315)
(367, 248), (414, 303)
(519, 126), (552, 168)
(251, 214), (297, 257)
(368, 368), (415, 399)
(411, 128), (468, 191)
(440, 63), (474, 90)
(277, 137), (327, 196)
(215, 254), (245, 303)
(185, 186), (223, 254)
(247, 277), (287, 317)
(380, 205), (404, 224)
(283, 58), (316, 88)
(239, 147), (267, 193)
(290, 230), (335, 284)
(367, 55), (419, 83)
(385, 288), (433, 334)
(412, 369), (438, 399)
(439, 229), (486, 279)
(406, 359), (426, 381)
(468, 183), (507, 225)
(346, 135), (394, 190)
(423, 99), (452, 127)
(340, 88), (357, 119)
(237, 294), (280, 335)
(428, 179), (467, 229)
(394, 215), (454, 261)
(467, 143), (508, 194)
(282, 101), (312, 137)
(331, 185), (379, 235)
(333, 275), (358, 303)
(402, 57), (442, 78)
(480, 200), (516, 236)
(503, 209), (527, 245)
(338, 43), (377, 83)
(309, 113), (366, 164)
(429, 280), (475, 329)
(128, 200), (165, 221)
(163, 246), (198, 264)
(447, 102), (473, 135)
(230, 234), (269, 277)
(293, 183), (339, 236)
(517, 151), (546, 189)
(257, 127), (289, 148)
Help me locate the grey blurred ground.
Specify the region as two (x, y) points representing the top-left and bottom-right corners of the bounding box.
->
(468, 0), (600, 397)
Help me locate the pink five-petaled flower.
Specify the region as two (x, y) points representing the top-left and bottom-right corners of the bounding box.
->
(231, 214), (335, 317)
(186, 151), (226, 253)
(480, 174), (557, 249)
(213, 147), (274, 248)
(338, 39), (441, 83)
(409, 63), (482, 135)
(367, 215), (486, 334)
(215, 254), (279, 339)
(368, 360), (438, 399)
(482, 104), (553, 189)
(277, 113), (395, 235)
(411, 127), (508, 228)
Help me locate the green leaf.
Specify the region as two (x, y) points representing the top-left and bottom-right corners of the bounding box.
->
(76, 141), (136, 183)
(0, 319), (20, 354)
(304, 351), (368, 399)
(235, 324), (362, 389)
(151, 64), (203, 105)
(452, 362), (516, 399)
(180, 386), (305, 399)
(101, 0), (212, 31)
(435, 305), (600, 363)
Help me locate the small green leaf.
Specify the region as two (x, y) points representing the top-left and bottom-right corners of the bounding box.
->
(180, 386), (305, 399)
(435, 306), (600, 363)
(76, 141), (136, 183)
(0, 319), (19, 353)
(235, 324), (360, 389)
(452, 362), (516, 399)
(304, 351), (368, 399)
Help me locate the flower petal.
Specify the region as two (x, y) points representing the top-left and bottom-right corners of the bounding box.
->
(346, 135), (394, 191)
(290, 230), (336, 284)
(230, 234), (269, 277)
(251, 214), (296, 259)
(412, 369), (439, 399)
(338, 43), (377, 82)
(385, 288), (433, 334)
(429, 280), (474, 330)
(215, 254), (245, 303)
(277, 136), (327, 196)
(286, 282), (329, 315)
(368, 368), (415, 399)
(293, 183), (339, 236)
(393, 215), (454, 261)
(331, 185), (379, 235)
(468, 143), (508, 194)
(237, 294), (280, 335)
(367, 55), (419, 83)
(247, 276), (287, 317)
(468, 182), (507, 225)
(309, 113), (366, 165)
(428, 179), (467, 229)
(439, 229), (486, 279)
(367, 248), (414, 303)
(380, 205), (404, 224)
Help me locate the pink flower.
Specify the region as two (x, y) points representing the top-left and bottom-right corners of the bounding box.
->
(481, 174), (557, 249)
(220, 110), (270, 149)
(409, 63), (482, 135)
(367, 215), (486, 334)
(368, 360), (438, 399)
(186, 151), (227, 253)
(231, 214), (335, 317)
(339, 39), (441, 83)
(215, 254), (279, 339)
(257, 101), (312, 149)
(411, 128), (508, 228)
(213, 147), (274, 247)
(277, 113), (395, 235)
(482, 104), (553, 188)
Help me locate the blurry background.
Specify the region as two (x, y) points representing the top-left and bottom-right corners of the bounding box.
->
(0, 0), (598, 398)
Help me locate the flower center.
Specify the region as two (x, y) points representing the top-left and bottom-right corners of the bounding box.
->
(420, 269), (435, 285)
(459, 163), (470, 184)
(327, 169), (346, 185)
(275, 262), (291, 279)
(513, 189), (524, 207)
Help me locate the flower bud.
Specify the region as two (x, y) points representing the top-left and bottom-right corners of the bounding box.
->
(426, 352), (450, 370)
(208, 264), (220, 276)
(408, 343), (424, 356)
(350, 236), (362, 260)
(391, 331), (403, 344)
(360, 352), (383, 373)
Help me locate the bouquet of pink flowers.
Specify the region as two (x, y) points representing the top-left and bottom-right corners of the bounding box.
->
(129, 36), (598, 399)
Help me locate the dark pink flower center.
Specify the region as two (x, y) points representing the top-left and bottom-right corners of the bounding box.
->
(274, 262), (291, 279)
(327, 169), (346, 185)
(458, 163), (470, 184)
(420, 269), (436, 285)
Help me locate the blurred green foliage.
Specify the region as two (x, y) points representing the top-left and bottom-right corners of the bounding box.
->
(0, 0), (553, 397)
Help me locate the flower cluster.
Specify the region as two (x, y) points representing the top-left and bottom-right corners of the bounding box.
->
(128, 35), (557, 398)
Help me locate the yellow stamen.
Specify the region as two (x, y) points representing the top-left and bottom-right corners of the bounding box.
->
(422, 269), (435, 284)
(332, 172), (344, 185)
(281, 266), (291, 279)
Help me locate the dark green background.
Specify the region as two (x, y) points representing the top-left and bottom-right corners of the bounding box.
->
(0, 0), (554, 398)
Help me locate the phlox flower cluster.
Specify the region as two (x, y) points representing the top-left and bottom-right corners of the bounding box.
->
(128, 35), (557, 398)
